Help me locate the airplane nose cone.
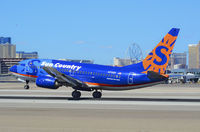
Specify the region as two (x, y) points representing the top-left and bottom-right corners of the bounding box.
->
(10, 65), (17, 73)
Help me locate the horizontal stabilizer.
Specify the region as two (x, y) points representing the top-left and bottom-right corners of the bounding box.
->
(147, 71), (168, 81)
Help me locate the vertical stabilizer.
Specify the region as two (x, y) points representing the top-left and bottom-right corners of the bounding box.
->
(142, 28), (180, 74)
(124, 28), (180, 74)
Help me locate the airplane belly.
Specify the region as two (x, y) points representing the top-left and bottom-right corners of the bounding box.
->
(87, 81), (162, 91)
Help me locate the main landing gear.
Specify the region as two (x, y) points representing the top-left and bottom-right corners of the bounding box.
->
(24, 80), (30, 89)
(92, 90), (102, 99)
(71, 89), (102, 99)
(72, 90), (81, 99)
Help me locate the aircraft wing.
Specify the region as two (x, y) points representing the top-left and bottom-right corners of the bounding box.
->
(42, 66), (88, 88)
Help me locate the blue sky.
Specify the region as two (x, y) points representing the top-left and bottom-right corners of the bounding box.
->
(1, 0), (200, 65)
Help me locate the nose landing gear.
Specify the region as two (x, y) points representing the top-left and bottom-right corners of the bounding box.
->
(24, 80), (30, 89)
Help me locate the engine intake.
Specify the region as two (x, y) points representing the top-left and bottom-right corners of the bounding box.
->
(36, 76), (61, 89)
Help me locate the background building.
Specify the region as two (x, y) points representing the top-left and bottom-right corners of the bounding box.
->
(113, 57), (133, 66)
(188, 43), (200, 69)
(0, 37), (11, 44)
(16, 51), (38, 59)
(168, 52), (187, 70)
(0, 37), (16, 58)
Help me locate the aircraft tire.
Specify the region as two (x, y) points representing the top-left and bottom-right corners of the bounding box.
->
(92, 91), (102, 98)
(24, 85), (29, 89)
(72, 90), (81, 99)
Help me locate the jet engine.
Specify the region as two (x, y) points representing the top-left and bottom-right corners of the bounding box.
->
(36, 76), (61, 89)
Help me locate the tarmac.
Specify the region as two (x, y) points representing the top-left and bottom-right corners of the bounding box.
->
(0, 82), (200, 132)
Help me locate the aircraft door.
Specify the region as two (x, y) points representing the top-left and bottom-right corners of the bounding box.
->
(128, 72), (134, 84)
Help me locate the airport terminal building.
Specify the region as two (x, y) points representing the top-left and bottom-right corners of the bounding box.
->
(16, 51), (38, 59)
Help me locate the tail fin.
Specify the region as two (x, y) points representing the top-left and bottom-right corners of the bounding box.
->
(141, 28), (180, 74)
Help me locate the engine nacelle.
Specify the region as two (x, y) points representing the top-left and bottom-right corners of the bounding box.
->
(36, 76), (61, 89)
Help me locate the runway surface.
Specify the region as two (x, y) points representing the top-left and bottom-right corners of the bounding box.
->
(0, 82), (200, 132)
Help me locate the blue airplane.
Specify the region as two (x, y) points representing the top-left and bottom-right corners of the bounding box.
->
(10, 28), (180, 99)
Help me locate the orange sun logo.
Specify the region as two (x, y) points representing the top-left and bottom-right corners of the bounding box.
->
(142, 33), (178, 74)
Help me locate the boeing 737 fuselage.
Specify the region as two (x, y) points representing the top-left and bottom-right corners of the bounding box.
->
(10, 28), (180, 99)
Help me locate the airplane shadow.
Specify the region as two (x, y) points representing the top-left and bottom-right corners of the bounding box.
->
(0, 96), (200, 102)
